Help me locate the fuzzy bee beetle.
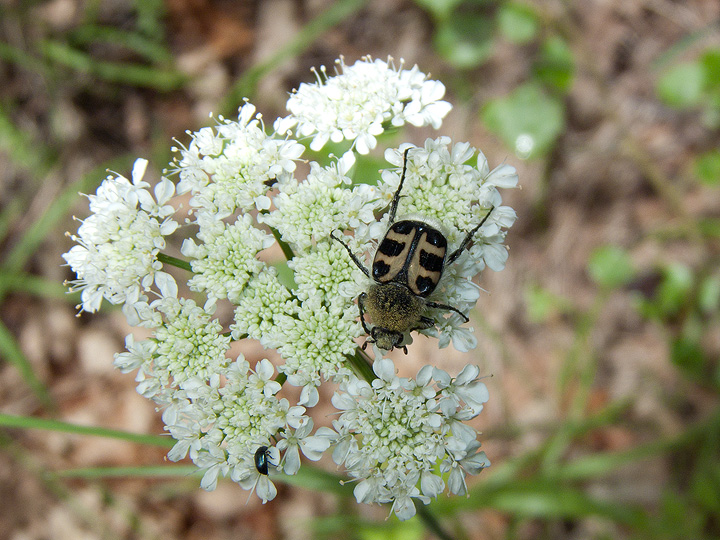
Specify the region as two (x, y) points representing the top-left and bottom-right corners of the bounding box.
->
(332, 147), (494, 353)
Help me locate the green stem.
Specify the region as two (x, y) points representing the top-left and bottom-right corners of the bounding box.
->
(346, 348), (376, 382)
(157, 252), (193, 272)
(268, 225), (295, 261)
(415, 501), (457, 540)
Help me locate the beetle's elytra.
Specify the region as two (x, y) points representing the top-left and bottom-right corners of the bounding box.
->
(254, 445), (271, 475)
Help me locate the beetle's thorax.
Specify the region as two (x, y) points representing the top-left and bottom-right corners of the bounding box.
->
(365, 282), (426, 333)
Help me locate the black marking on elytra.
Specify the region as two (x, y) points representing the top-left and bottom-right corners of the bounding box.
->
(419, 250), (444, 272)
(372, 260), (391, 279)
(415, 276), (435, 296)
(378, 238), (406, 257)
(425, 228), (447, 248)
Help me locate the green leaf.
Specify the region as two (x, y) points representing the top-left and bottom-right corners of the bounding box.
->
(0, 323), (54, 409)
(700, 48), (720, 89)
(525, 284), (573, 323)
(481, 82), (565, 159)
(534, 36), (575, 93)
(670, 333), (706, 380)
(412, 0), (465, 20)
(694, 149), (720, 186)
(498, 3), (539, 44)
(656, 263), (694, 316)
(698, 275), (720, 314)
(0, 413), (172, 447)
(588, 245), (635, 289)
(433, 12), (494, 69)
(657, 61), (705, 108)
(691, 460), (720, 513)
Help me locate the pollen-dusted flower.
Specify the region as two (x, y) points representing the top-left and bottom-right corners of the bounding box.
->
(63, 158), (178, 313)
(277, 56), (452, 155)
(326, 358), (491, 520)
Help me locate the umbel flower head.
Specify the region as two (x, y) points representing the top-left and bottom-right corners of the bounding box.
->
(62, 55), (518, 520)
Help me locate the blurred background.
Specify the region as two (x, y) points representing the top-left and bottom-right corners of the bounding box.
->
(1, 1), (719, 539)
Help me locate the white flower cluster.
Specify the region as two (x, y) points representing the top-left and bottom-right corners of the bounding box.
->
(62, 159), (178, 315)
(62, 56), (518, 520)
(323, 358), (491, 520)
(276, 56), (452, 161)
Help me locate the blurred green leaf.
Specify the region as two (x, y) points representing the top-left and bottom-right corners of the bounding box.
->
(0, 323), (54, 409)
(657, 61), (704, 108)
(698, 275), (720, 314)
(534, 35), (575, 93)
(498, 2), (539, 44)
(69, 24), (173, 64)
(525, 284), (573, 323)
(700, 48), (720, 88)
(482, 82), (565, 159)
(657, 263), (694, 316)
(691, 461), (720, 514)
(56, 465), (198, 479)
(359, 519), (423, 540)
(671, 333), (706, 381)
(0, 413), (172, 446)
(412, 0), (465, 20)
(588, 245), (635, 289)
(694, 149), (720, 186)
(40, 40), (186, 91)
(449, 481), (650, 528)
(434, 12), (494, 69)
(657, 491), (706, 539)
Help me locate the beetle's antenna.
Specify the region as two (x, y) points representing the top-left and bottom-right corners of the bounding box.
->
(425, 300), (470, 323)
(330, 232), (371, 277)
(388, 147), (412, 224)
(447, 206), (495, 264)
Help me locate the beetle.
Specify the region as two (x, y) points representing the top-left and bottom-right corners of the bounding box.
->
(331, 147), (493, 353)
(254, 445), (274, 476)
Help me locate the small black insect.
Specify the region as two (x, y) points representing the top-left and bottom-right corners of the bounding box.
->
(332, 147), (493, 353)
(254, 445), (273, 475)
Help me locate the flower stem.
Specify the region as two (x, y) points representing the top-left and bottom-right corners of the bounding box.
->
(268, 226), (295, 261)
(346, 348), (375, 382)
(157, 252), (193, 272)
(414, 501), (457, 540)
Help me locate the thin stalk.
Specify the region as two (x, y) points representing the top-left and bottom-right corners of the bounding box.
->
(346, 348), (375, 382)
(0, 413), (173, 447)
(415, 501), (457, 540)
(157, 252), (192, 272)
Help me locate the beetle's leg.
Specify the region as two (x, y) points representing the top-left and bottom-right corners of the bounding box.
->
(358, 292), (372, 334)
(410, 316), (436, 332)
(425, 300), (470, 323)
(447, 206), (495, 265)
(331, 232), (370, 277)
(388, 147), (412, 224)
